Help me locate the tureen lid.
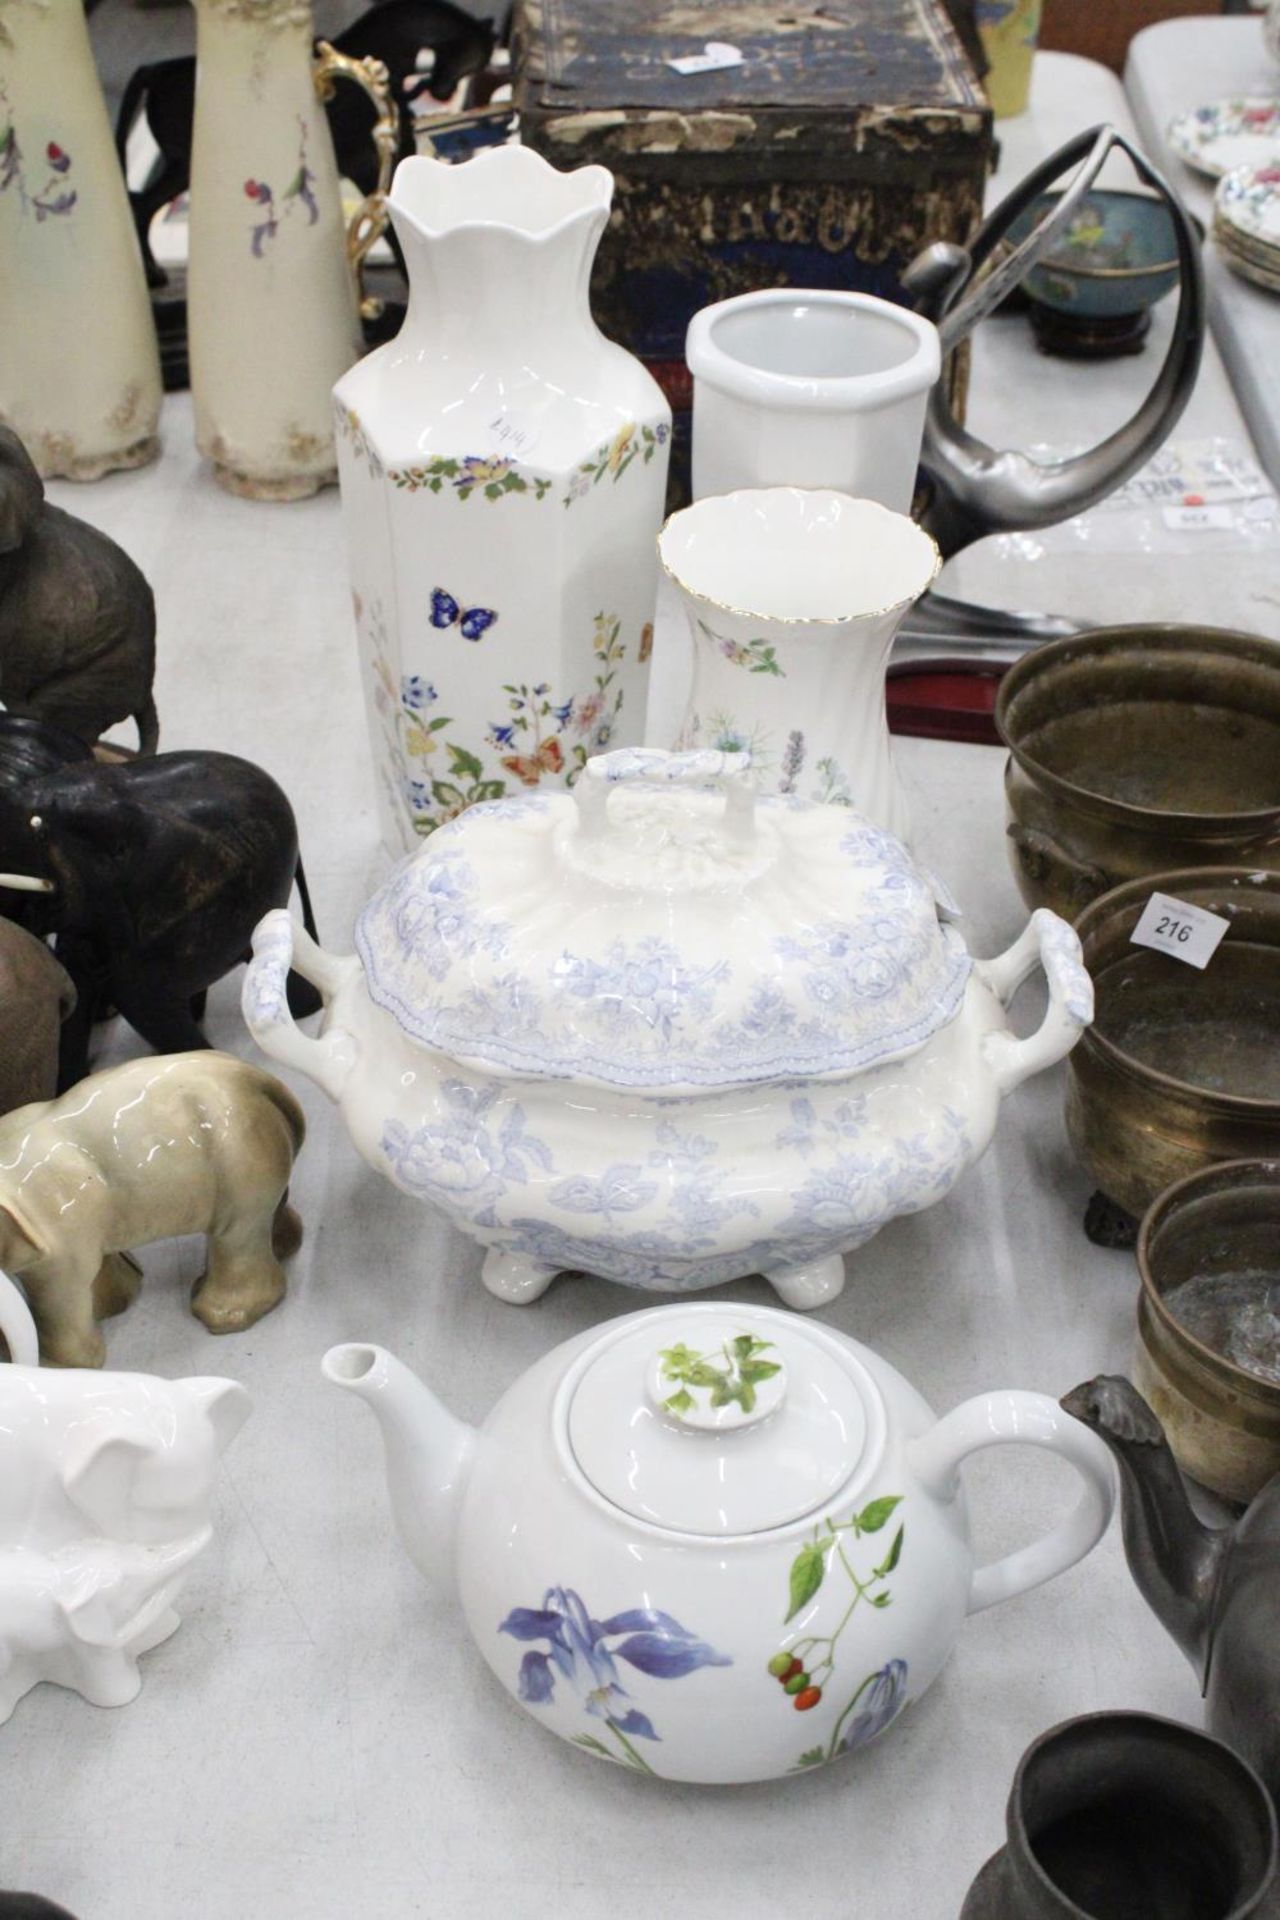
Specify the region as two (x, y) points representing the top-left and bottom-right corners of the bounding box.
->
(355, 749), (969, 1091)
(559, 1304), (884, 1536)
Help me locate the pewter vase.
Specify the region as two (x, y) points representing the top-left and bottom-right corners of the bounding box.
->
(0, 0), (161, 478)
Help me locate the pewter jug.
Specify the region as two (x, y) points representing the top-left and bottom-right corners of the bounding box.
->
(961, 1711), (1278, 1919)
(1064, 1377), (1280, 1815)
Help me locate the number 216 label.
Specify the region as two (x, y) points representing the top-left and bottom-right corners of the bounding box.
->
(1130, 891), (1229, 971)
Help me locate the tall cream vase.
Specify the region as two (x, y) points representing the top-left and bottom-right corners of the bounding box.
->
(0, 0), (162, 478)
(187, 0), (391, 499)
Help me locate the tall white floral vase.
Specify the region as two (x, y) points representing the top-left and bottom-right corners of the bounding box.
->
(0, 0), (162, 478)
(333, 145), (671, 851)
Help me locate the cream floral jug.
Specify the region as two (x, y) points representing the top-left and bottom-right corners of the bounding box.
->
(186, 0), (396, 498)
(0, 0), (162, 477)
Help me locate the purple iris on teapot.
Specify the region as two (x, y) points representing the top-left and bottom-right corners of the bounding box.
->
(500, 1585), (731, 1770)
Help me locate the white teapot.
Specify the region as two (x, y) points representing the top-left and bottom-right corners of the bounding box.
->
(323, 1301), (1115, 1784)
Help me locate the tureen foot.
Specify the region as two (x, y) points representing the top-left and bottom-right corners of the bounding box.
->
(764, 1254), (846, 1311)
(482, 1249), (559, 1305)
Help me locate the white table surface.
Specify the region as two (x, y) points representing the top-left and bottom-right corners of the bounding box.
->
(4, 52), (1273, 1920)
(1126, 16), (1280, 488)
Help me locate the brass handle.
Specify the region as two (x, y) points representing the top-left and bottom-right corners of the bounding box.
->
(313, 42), (401, 322)
(1007, 821), (1108, 904)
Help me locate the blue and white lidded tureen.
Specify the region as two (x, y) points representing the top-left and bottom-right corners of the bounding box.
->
(243, 749), (1092, 1308)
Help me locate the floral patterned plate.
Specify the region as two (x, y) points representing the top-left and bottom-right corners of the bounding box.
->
(1215, 164), (1280, 249)
(1167, 99), (1280, 180)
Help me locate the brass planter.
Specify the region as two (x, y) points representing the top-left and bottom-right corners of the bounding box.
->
(996, 624), (1280, 918)
(1135, 1159), (1280, 1504)
(1066, 868), (1280, 1219)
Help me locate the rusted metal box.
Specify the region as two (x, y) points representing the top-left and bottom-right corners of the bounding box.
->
(513, 0), (994, 486)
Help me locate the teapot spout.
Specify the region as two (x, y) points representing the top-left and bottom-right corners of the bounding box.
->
(323, 1343), (476, 1600)
(1061, 1377), (1226, 1682)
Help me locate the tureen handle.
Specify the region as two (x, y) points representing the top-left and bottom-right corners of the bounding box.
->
(907, 1390), (1116, 1615)
(242, 909), (361, 1102)
(976, 908), (1094, 1095)
(575, 748), (756, 845)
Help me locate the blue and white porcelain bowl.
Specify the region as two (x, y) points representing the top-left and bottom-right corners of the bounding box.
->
(243, 748), (1093, 1309)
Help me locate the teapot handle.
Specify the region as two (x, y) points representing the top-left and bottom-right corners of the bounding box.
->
(976, 908), (1094, 1096)
(242, 909), (361, 1103)
(575, 747), (756, 845)
(908, 1390), (1116, 1615)
(908, 124), (1205, 557)
(313, 43), (401, 322)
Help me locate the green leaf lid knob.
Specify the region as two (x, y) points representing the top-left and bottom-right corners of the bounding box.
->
(645, 1331), (788, 1432)
(562, 1305), (882, 1536)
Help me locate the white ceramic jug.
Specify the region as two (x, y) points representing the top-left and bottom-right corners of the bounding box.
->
(686, 289), (940, 508)
(333, 145), (670, 852)
(0, 0), (162, 478)
(659, 488), (938, 838)
(187, 0), (396, 499)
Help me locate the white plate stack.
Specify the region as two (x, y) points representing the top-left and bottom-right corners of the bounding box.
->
(1214, 164), (1280, 293)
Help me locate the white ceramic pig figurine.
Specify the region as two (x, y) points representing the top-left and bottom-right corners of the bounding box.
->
(0, 1271), (249, 1724)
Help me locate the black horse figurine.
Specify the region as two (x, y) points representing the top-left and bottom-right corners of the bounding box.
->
(117, 0), (497, 290)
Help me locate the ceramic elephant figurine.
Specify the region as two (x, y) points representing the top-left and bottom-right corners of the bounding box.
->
(0, 918), (75, 1114)
(0, 748), (321, 1085)
(0, 427), (158, 754)
(0, 1050), (304, 1367)
(0, 1268), (248, 1723)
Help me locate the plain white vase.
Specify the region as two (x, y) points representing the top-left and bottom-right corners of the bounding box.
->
(187, 0), (393, 499)
(659, 488), (940, 841)
(686, 289), (940, 509)
(333, 145), (671, 854)
(0, 0), (161, 478)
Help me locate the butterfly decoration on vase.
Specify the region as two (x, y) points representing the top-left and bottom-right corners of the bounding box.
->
(501, 737), (564, 787)
(430, 587), (499, 642)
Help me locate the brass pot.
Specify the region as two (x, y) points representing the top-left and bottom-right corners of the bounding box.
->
(1066, 868), (1280, 1218)
(1135, 1159), (1280, 1504)
(996, 624), (1280, 918)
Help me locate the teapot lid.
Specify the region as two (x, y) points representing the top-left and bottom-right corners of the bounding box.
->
(560, 1304), (884, 1536)
(355, 749), (969, 1093)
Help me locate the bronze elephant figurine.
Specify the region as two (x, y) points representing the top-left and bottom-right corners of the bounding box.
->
(0, 426), (158, 754)
(0, 917), (75, 1114)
